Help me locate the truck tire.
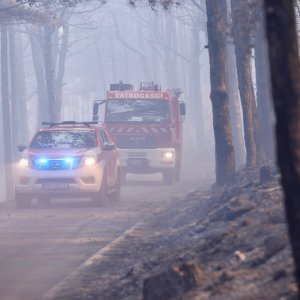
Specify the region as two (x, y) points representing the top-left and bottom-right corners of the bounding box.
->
(174, 165), (181, 182)
(174, 148), (181, 182)
(15, 192), (31, 209)
(163, 169), (175, 185)
(92, 172), (108, 206)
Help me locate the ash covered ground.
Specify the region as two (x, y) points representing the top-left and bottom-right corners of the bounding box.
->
(45, 165), (297, 300)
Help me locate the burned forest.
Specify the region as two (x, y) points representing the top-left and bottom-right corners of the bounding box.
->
(0, 0), (299, 299)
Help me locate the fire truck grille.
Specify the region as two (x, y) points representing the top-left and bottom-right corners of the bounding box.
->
(116, 136), (157, 149)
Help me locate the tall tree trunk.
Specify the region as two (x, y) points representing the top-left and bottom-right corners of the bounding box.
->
(14, 29), (28, 143)
(9, 26), (19, 159)
(43, 25), (57, 121)
(190, 21), (205, 144)
(93, 37), (107, 97)
(231, 0), (259, 167)
(226, 2), (246, 167)
(264, 0), (300, 294)
(205, 0), (236, 186)
(113, 14), (150, 83)
(164, 11), (178, 88)
(8, 26), (28, 157)
(255, 10), (275, 161)
(55, 23), (69, 119)
(30, 27), (48, 126)
(1, 25), (14, 201)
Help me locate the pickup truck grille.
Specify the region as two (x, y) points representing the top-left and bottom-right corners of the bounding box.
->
(32, 158), (81, 170)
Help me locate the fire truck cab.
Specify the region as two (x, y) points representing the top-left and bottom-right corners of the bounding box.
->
(93, 82), (185, 184)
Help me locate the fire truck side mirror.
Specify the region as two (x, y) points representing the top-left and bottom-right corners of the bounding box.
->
(179, 102), (186, 116)
(93, 100), (106, 121)
(93, 103), (99, 121)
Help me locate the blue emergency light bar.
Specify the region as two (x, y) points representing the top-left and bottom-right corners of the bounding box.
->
(34, 157), (79, 170)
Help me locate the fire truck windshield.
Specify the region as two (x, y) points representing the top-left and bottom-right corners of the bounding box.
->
(105, 99), (170, 124)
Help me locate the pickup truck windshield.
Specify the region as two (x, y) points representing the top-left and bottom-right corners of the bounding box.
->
(105, 99), (170, 123)
(30, 130), (97, 149)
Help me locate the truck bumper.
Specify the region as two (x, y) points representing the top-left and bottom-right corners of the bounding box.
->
(15, 164), (104, 197)
(118, 148), (176, 174)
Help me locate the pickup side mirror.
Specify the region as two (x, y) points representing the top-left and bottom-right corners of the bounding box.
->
(102, 142), (115, 151)
(17, 143), (27, 152)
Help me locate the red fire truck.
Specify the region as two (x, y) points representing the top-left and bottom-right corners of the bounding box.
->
(93, 82), (186, 184)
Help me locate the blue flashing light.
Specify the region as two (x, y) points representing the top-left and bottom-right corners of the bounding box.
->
(36, 158), (48, 164)
(64, 157), (74, 165)
(34, 157), (77, 170)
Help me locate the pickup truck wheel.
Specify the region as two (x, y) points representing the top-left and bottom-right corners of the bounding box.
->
(92, 172), (108, 206)
(15, 192), (31, 209)
(109, 172), (121, 203)
(163, 170), (175, 185)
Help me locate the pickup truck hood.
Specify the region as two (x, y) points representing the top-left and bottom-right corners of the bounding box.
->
(26, 148), (98, 158)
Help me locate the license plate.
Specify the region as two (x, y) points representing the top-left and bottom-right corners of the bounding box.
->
(127, 158), (148, 167)
(42, 183), (69, 190)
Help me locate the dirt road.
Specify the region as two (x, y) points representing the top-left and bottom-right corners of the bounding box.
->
(0, 175), (201, 300)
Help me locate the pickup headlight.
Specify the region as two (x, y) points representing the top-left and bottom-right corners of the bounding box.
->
(18, 158), (29, 168)
(82, 156), (97, 167)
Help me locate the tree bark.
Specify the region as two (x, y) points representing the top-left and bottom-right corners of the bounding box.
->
(231, 0), (259, 167)
(206, 0), (236, 186)
(1, 25), (14, 201)
(43, 25), (57, 121)
(30, 27), (48, 126)
(255, 10), (275, 161)
(9, 26), (19, 159)
(264, 0), (300, 295)
(226, 1), (246, 167)
(55, 23), (69, 120)
(14, 29), (28, 143)
(189, 20), (205, 144)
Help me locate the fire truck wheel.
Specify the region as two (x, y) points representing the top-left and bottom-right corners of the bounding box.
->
(15, 192), (31, 209)
(92, 172), (108, 206)
(109, 171), (121, 203)
(163, 170), (175, 185)
(174, 166), (181, 182)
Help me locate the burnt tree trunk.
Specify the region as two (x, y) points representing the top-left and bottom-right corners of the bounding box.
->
(226, 2), (246, 167)
(255, 10), (275, 161)
(264, 0), (300, 295)
(231, 0), (259, 167)
(206, 0), (235, 186)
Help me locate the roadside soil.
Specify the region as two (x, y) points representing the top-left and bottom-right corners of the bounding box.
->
(44, 165), (297, 300)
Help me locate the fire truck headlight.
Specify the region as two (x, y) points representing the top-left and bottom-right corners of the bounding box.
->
(82, 156), (97, 167)
(161, 151), (174, 160)
(19, 158), (29, 168)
